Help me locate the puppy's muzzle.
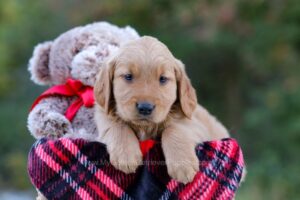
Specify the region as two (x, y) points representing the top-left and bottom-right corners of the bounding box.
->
(136, 102), (155, 116)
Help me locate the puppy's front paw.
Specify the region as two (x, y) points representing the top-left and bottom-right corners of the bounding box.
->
(166, 153), (199, 184)
(109, 146), (143, 174)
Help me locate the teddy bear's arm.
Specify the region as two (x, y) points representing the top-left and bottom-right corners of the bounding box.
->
(27, 96), (74, 139)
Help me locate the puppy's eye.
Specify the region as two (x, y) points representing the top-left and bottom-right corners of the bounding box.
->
(159, 75), (168, 84)
(124, 74), (133, 82)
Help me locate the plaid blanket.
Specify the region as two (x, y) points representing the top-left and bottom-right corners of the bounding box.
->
(28, 138), (244, 200)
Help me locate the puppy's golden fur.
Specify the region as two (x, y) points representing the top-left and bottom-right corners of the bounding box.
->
(94, 36), (229, 183)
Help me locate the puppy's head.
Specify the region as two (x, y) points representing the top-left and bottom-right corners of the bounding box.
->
(94, 36), (197, 125)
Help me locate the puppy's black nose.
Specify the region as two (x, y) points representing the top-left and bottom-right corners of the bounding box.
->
(136, 102), (155, 116)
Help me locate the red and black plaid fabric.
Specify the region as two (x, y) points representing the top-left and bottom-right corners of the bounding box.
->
(28, 138), (244, 200)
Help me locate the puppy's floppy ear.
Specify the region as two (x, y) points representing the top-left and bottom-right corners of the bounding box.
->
(94, 57), (115, 114)
(28, 41), (53, 85)
(175, 59), (197, 119)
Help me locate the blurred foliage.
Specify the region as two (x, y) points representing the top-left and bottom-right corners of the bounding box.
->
(0, 0), (299, 199)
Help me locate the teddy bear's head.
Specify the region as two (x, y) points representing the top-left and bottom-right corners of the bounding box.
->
(28, 22), (139, 86)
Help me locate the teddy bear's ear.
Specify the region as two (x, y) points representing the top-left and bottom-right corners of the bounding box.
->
(28, 41), (53, 85)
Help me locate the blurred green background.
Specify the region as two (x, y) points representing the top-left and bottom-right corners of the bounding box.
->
(0, 0), (300, 199)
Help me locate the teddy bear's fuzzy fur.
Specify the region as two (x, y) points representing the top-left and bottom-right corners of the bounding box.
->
(27, 22), (140, 141)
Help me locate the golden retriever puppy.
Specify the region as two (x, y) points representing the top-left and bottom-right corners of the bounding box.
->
(94, 36), (229, 183)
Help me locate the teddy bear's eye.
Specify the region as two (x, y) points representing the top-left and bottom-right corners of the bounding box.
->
(159, 75), (168, 85)
(124, 74), (133, 82)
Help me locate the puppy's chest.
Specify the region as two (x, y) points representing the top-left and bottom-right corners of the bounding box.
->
(131, 125), (163, 141)
(137, 129), (149, 141)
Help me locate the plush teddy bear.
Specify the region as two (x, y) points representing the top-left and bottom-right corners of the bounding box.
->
(27, 22), (139, 140)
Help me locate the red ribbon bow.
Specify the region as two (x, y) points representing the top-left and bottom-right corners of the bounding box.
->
(30, 79), (94, 121)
